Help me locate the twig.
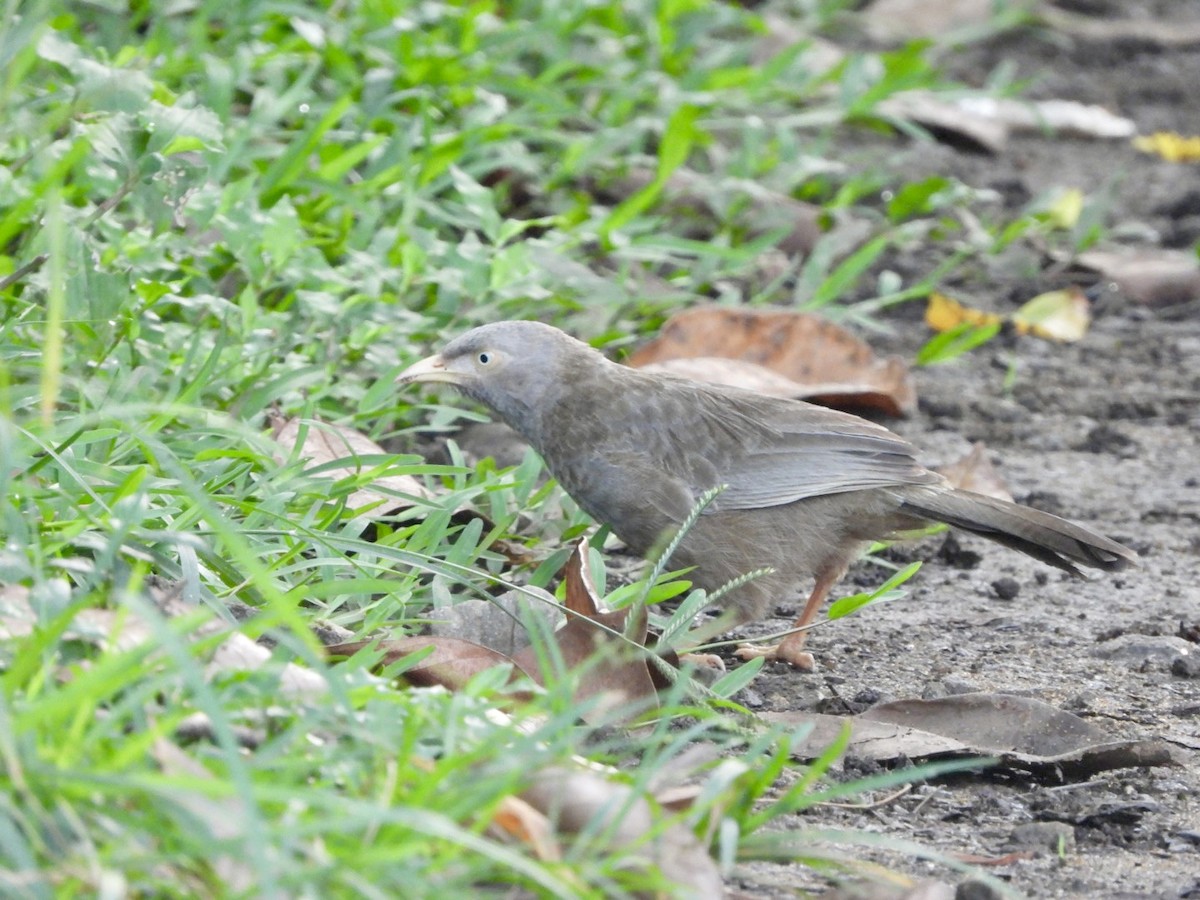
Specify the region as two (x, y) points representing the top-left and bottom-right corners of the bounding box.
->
(818, 783), (913, 810)
(0, 254), (48, 291)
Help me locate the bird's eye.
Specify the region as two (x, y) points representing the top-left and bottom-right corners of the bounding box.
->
(477, 352), (491, 365)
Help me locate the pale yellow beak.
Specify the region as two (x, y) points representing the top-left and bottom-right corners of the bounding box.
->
(397, 353), (464, 386)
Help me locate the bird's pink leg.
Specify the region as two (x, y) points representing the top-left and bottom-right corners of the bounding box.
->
(734, 568), (840, 670)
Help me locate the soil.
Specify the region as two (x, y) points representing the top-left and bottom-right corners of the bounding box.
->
(725, 4), (1200, 897)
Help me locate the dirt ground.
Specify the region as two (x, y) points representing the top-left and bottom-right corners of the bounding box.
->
(727, 5), (1200, 897)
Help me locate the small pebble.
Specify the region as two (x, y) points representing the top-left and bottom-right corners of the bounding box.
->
(1172, 654), (1200, 678)
(991, 577), (1020, 601)
(956, 881), (1003, 900)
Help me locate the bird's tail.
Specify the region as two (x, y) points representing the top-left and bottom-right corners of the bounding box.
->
(897, 487), (1138, 574)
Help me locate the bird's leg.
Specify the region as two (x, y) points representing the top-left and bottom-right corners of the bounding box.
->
(734, 568), (839, 670)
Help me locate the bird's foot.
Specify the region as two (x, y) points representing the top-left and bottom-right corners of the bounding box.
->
(734, 638), (815, 671)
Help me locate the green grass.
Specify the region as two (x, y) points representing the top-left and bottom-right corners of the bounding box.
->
(1, 0), (1037, 894)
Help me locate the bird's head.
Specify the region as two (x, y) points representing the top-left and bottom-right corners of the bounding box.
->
(398, 320), (599, 438)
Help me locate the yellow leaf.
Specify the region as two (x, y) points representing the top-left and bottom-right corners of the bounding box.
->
(1045, 188), (1084, 229)
(1132, 131), (1200, 163)
(925, 293), (1001, 333)
(1012, 288), (1090, 342)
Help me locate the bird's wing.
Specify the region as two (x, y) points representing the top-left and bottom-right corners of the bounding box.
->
(648, 383), (942, 512)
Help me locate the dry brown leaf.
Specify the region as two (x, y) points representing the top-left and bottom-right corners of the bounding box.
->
(513, 538), (662, 723)
(270, 414), (434, 513)
(629, 306), (915, 417)
(328, 541), (673, 721)
(486, 794), (562, 862)
(327, 636), (529, 696)
(934, 442), (1013, 503)
(1041, 6), (1200, 48)
(767, 693), (1178, 778)
(429, 589), (561, 657)
(208, 631), (329, 699)
(752, 15), (845, 73)
(2, 580), (327, 699)
(877, 92), (1135, 153)
(862, 0), (1004, 43)
(640, 357), (912, 408)
(519, 766), (725, 898)
(877, 91), (1009, 154)
(1075, 248), (1200, 307)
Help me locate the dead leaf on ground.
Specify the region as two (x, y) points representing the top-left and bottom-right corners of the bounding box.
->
(934, 443), (1013, 503)
(1132, 132), (1200, 163)
(328, 635), (528, 695)
(519, 766), (725, 898)
(925, 293), (1002, 333)
(877, 92), (1009, 154)
(270, 413), (434, 514)
(629, 306), (915, 417)
(603, 167), (822, 258)
(765, 693), (1178, 779)
(1040, 6), (1200, 48)
(877, 92), (1135, 154)
(329, 540), (673, 723)
(271, 414), (533, 563)
(1011, 288), (1090, 342)
(925, 289), (1090, 343)
(862, 0), (1015, 43)
(486, 793), (562, 862)
(1073, 248), (1200, 307)
(947, 96), (1134, 141)
(751, 15), (845, 72)
(429, 587), (562, 657)
(513, 537), (664, 722)
(0, 580), (328, 700)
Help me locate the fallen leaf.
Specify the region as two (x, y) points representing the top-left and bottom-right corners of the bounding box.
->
(964, 97), (1135, 140)
(1074, 248), (1200, 307)
(752, 15), (845, 73)
(767, 693), (1179, 778)
(862, 0), (999, 43)
(924, 293), (1001, 332)
(1041, 6), (1200, 49)
(1043, 188), (1084, 230)
(327, 635), (528, 695)
(1012, 287), (1090, 342)
(513, 538), (663, 723)
(519, 766), (725, 898)
(926, 289), (1089, 343)
(629, 306), (915, 417)
(270, 414), (434, 513)
(0, 580), (328, 700)
(1133, 132), (1200, 163)
(934, 442), (1013, 503)
(876, 92), (1136, 153)
(429, 588), (562, 657)
(877, 91), (1008, 155)
(486, 794), (562, 862)
(329, 541), (672, 721)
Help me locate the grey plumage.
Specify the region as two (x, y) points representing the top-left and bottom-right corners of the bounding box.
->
(400, 320), (1137, 667)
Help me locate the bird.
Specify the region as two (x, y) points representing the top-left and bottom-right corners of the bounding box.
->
(398, 320), (1138, 669)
